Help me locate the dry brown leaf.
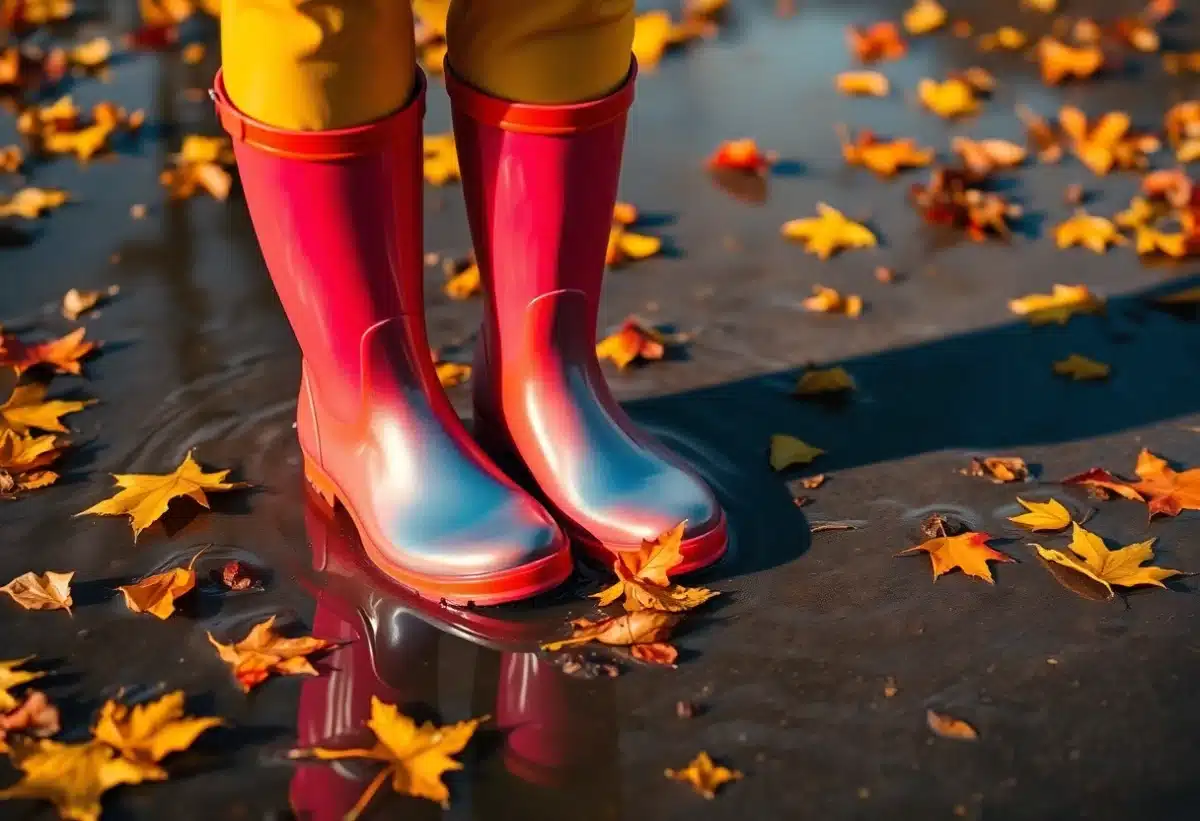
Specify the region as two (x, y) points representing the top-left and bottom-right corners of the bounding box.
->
(541, 611), (680, 652)
(665, 751), (743, 798)
(0, 571), (73, 613)
(77, 450), (248, 540)
(834, 71), (889, 97)
(1009, 284), (1104, 325)
(289, 696), (483, 814)
(596, 318), (667, 370)
(1131, 449), (1200, 518)
(963, 456), (1029, 483)
(897, 532), (1013, 583)
(782, 204), (876, 259)
(207, 615), (333, 692)
(926, 710), (978, 740)
(116, 550), (205, 620)
(62, 285), (118, 320)
(592, 521), (719, 613)
(840, 127), (934, 176)
(802, 285), (863, 318)
(1062, 467), (1145, 502)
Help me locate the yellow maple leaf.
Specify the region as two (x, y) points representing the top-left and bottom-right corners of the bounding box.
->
(0, 383), (93, 435)
(834, 71), (890, 97)
(0, 657), (44, 712)
(0, 571), (73, 613)
(289, 696), (483, 815)
(897, 532), (1013, 583)
(978, 26), (1028, 51)
(1008, 284), (1104, 325)
(769, 434), (824, 471)
(1038, 38), (1104, 84)
(0, 738), (151, 821)
(77, 450), (247, 540)
(69, 37), (111, 69)
(782, 204), (876, 259)
(1053, 354), (1110, 380)
(802, 285), (863, 317)
(903, 0), (946, 35)
(665, 751), (743, 799)
(607, 225), (662, 266)
(1009, 497), (1071, 531)
(443, 260), (481, 300)
(207, 615), (333, 692)
(423, 134), (459, 186)
(793, 366), (855, 396)
(1115, 196), (1160, 230)
(116, 550), (205, 620)
(0, 429), (64, 495)
(1135, 226), (1191, 258)
(1033, 523), (1182, 599)
(91, 691), (221, 777)
(1058, 107), (1156, 175)
(917, 77), (979, 118)
(592, 521), (719, 613)
(0, 188), (69, 219)
(1055, 211), (1126, 253)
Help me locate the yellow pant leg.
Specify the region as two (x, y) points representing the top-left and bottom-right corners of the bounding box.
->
(446, 0), (635, 104)
(221, 0), (416, 131)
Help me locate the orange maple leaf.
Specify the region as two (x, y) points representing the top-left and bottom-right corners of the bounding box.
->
(897, 532), (1014, 583)
(846, 22), (907, 63)
(0, 329), (96, 376)
(1130, 449), (1200, 518)
(207, 616), (334, 692)
(840, 127), (934, 176)
(593, 521), (719, 612)
(706, 138), (775, 174)
(1038, 37), (1104, 84)
(596, 319), (667, 369)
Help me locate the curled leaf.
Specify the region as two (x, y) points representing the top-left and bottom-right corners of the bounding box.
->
(0, 571), (73, 613)
(541, 611), (680, 652)
(116, 550), (205, 620)
(926, 710), (978, 741)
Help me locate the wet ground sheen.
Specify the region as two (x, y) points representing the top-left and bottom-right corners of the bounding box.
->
(3, 0), (1200, 819)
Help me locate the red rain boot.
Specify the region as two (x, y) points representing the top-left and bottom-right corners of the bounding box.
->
(446, 61), (727, 573)
(211, 70), (572, 605)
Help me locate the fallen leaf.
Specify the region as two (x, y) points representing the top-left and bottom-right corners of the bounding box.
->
(69, 37), (112, 69)
(613, 202), (639, 225)
(978, 26), (1028, 51)
(665, 751), (742, 798)
(443, 259), (480, 300)
(1055, 211), (1126, 253)
(1033, 523), (1181, 598)
(0, 328), (96, 375)
(1059, 107), (1157, 175)
(1131, 448), (1200, 518)
(917, 77), (979, 118)
(1009, 284), (1104, 325)
(840, 127), (934, 176)
(1053, 354), (1110, 380)
(0, 738), (151, 821)
(897, 532), (1013, 583)
(782, 203), (876, 259)
(909, 166), (1022, 240)
(0, 145), (23, 172)
(180, 42), (205, 64)
(219, 560), (255, 591)
(0, 429), (64, 496)
(77, 450), (248, 540)
(1038, 38), (1104, 84)
(289, 696), (482, 814)
(0, 571), (73, 613)
(593, 521), (719, 613)
(607, 225), (662, 266)
(1165, 101), (1200, 163)
(1017, 105), (1065, 163)
(951, 137), (1026, 176)
(963, 456), (1029, 483)
(422, 133), (458, 185)
(834, 71), (889, 97)
(798, 474), (827, 489)
(61, 285), (117, 321)
(1141, 168), (1193, 207)
(91, 691), (220, 777)
(793, 366), (855, 395)
(902, 0), (945, 35)
(847, 22), (907, 63)
(1009, 497), (1072, 531)
(630, 643), (680, 666)
(160, 135), (233, 200)
(0, 658), (43, 712)
(706, 138), (775, 174)
(1062, 467), (1144, 502)
(207, 615), (333, 692)
(596, 318), (667, 369)
(0, 383), (93, 435)
(434, 360), (471, 388)
(802, 285), (863, 317)
(0, 691), (60, 752)
(926, 710), (978, 741)
(769, 434), (824, 471)
(541, 611), (680, 652)
(116, 550), (205, 620)
(0, 188), (69, 219)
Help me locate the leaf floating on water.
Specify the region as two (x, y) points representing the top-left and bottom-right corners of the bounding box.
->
(0, 571), (73, 613)
(78, 450), (248, 540)
(91, 691), (221, 777)
(207, 615), (333, 692)
(665, 751), (743, 798)
(769, 434), (824, 472)
(897, 532), (1013, 583)
(926, 709), (978, 741)
(1009, 497), (1072, 531)
(116, 550), (205, 620)
(0, 738), (151, 821)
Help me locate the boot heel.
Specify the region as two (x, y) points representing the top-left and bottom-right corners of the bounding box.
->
(303, 454), (339, 509)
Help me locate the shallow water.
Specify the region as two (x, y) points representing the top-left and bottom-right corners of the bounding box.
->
(4, 0), (1200, 819)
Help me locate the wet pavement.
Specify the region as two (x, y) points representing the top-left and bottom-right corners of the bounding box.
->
(4, 0), (1200, 819)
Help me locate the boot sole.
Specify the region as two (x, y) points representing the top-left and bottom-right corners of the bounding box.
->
(302, 452), (574, 607)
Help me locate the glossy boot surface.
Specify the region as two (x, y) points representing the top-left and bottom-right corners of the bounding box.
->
(447, 61), (727, 573)
(213, 70), (571, 605)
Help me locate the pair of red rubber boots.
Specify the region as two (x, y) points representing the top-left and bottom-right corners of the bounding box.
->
(212, 61), (727, 605)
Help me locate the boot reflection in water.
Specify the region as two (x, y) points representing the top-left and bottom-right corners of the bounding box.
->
(215, 0), (727, 606)
(293, 491), (617, 820)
